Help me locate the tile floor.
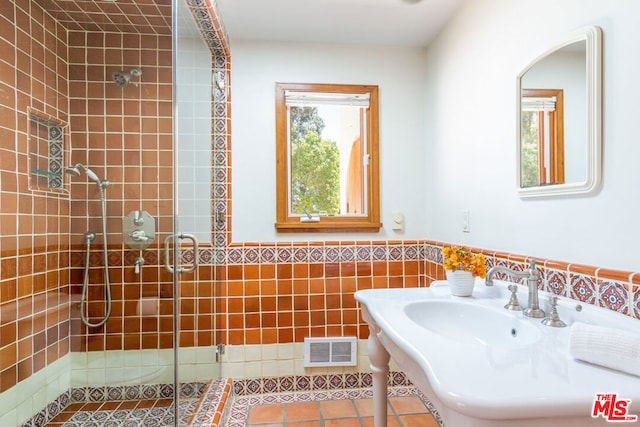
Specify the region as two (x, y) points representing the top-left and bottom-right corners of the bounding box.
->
(246, 395), (440, 426)
(43, 399), (178, 426)
(35, 380), (229, 427)
(36, 376), (442, 427)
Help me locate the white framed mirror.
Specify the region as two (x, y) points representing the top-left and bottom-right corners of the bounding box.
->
(517, 26), (602, 198)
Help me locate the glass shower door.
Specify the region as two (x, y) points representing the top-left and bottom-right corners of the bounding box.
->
(173, 0), (222, 424)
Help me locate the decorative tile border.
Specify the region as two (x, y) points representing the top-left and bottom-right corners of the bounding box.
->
(231, 371), (411, 396)
(68, 382), (208, 403)
(182, 241), (424, 265)
(19, 391), (70, 427)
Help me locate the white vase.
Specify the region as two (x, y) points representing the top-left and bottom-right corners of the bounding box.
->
(446, 270), (475, 297)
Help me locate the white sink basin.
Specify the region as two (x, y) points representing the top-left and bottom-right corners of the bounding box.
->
(404, 300), (541, 346)
(355, 281), (640, 427)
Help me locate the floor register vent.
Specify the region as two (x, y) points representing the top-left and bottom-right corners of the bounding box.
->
(303, 337), (357, 367)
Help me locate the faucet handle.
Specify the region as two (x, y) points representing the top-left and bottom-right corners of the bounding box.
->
(541, 296), (567, 327)
(504, 284), (522, 311)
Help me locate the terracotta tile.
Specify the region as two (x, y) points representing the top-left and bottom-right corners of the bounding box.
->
(341, 262), (356, 277)
(597, 268), (633, 282)
(388, 262), (403, 276)
(361, 416), (402, 427)
(400, 413), (440, 427)
(342, 277), (356, 293)
(309, 264), (324, 278)
(324, 418), (362, 427)
(325, 263), (340, 278)
(262, 327), (277, 344)
(245, 328), (261, 344)
(244, 264), (259, 279)
(568, 263), (598, 276)
(545, 259), (569, 271)
(278, 312), (292, 327)
(320, 399), (358, 418)
(278, 328), (293, 342)
(309, 295), (324, 310)
(261, 263), (276, 279)
(261, 280), (277, 296)
(285, 402), (320, 421)
(404, 260), (419, 275)
(261, 297), (277, 311)
(294, 263), (309, 278)
(293, 279), (309, 295)
(353, 398), (393, 417)
(389, 396), (428, 414)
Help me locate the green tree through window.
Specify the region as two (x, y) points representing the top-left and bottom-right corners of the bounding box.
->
(290, 107), (340, 214)
(521, 110), (539, 188)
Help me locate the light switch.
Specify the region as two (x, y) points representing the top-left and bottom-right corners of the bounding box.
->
(391, 212), (404, 231)
(462, 210), (470, 233)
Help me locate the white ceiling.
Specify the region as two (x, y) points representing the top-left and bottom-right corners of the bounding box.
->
(215, 0), (464, 48)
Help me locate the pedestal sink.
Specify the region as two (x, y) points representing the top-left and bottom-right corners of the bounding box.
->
(355, 281), (640, 427)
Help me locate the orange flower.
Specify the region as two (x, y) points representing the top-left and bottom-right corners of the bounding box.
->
(441, 246), (486, 278)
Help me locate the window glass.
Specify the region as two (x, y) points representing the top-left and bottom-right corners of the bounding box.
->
(275, 83), (381, 232)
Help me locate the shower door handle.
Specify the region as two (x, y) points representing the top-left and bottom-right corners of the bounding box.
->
(163, 233), (199, 274)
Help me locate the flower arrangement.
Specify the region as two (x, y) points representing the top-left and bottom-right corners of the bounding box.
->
(441, 246), (486, 278)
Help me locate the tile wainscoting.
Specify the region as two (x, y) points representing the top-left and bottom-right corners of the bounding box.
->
(203, 240), (640, 349)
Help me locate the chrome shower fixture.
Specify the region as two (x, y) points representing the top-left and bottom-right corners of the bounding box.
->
(65, 163), (109, 189)
(112, 67), (142, 87)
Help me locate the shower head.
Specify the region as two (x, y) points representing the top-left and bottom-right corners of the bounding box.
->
(65, 166), (81, 177)
(112, 67), (142, 87)
(65, 163), (108, 188)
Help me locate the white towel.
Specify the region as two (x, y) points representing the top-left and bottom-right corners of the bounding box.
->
(569, 322), (640, 377)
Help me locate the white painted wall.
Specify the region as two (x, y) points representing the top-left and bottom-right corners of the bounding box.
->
(424, 0), (640, 271)
(230, 42), (428, 242)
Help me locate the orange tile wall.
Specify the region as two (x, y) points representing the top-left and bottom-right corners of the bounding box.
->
(210, 241), (640, 347)
(0, 0), (71, 393)
(214, 241), (429, 345)
(65, 28), (177, 353)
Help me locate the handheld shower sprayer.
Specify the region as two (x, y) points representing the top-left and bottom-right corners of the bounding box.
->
(66, 163), (112, 328)
(65, 163), (109, 189)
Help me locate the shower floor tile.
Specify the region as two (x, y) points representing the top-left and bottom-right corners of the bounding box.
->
(44, 398), (190, 427)
(36, 379), (229, 427)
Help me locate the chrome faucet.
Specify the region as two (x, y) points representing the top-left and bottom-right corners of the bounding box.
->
(485, 259), (545, 318)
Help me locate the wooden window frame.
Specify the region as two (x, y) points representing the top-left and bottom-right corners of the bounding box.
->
(275, 82), (381, 233)
(523, 88), (565, 185)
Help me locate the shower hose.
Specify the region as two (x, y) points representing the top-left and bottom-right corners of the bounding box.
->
(80, 184), (112, 328)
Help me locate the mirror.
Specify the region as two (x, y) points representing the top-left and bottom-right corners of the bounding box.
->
(517, 26), (602, 198)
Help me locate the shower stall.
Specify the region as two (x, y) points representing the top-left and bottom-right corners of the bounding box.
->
(0, 0), (228, 425)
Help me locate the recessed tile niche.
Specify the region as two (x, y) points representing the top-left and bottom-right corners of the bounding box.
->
(28, 110), (67, 192)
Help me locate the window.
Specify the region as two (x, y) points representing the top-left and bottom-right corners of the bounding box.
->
(521, 88), (565, 187)
(275, 83), (381, 232)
